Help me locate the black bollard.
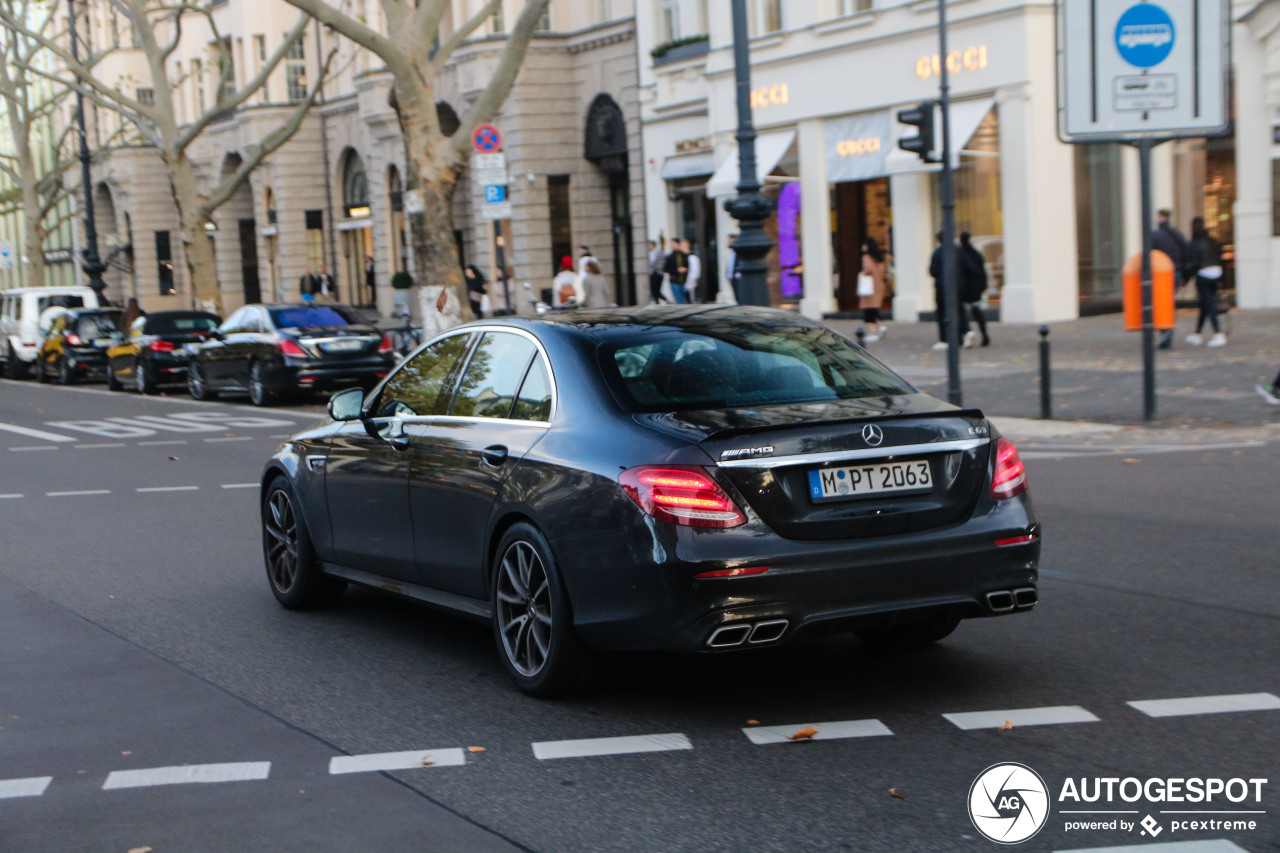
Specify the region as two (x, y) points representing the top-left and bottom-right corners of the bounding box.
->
(855, 327), (866, 348)
(1038, 325), (1052, 420)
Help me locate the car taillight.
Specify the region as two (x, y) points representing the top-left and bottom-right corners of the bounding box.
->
(279, 339), (307, 357)
(990, 437), (1027, 500)
(149, 339), (175, 352)
(619, 466), (746, 529)
(378, 334), (393, 353)
(66, 333), (82, 346)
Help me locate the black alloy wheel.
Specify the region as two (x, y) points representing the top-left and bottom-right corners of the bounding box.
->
(187, 362), (215, 401)
(106, 363), (122, 391)
(57, 357), (74, 386)
(262, 478), (345, 609)
(248, 362), (274, 407)
(854, 610), (961, 651)
(135, 359), (155, 395)
(492, 522), (596, 697)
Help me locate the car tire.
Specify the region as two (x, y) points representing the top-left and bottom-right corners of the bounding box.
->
(33, 355), (46, 383)
(57, 357), (74, 386)
(106, 364), (122, 391)
(854, 611), (961, 651)
(135, 359), (156, 395)
(5, 344), (28, 379)
(187, 362), (215, 401)
(262, 477), (346, 610)
(248, 362), (275, 407)
(491, 522), (596, 698)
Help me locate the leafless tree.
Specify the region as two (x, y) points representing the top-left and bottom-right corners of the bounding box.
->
(278, 0), (551, 324)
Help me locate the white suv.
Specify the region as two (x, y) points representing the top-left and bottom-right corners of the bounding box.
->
(1, 286), (100, 378)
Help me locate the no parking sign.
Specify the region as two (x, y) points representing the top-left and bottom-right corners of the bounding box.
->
(472, 124), (502, 153)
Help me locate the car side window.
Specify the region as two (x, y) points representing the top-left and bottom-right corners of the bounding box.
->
(377, 332), (473, 418)
(510, 355), (552, 422)
(450, 332), (537, 419)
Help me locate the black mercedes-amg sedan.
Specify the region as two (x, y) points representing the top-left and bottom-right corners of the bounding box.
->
(259, 306), (1040, 696)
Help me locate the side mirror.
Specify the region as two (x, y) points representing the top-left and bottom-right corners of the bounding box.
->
(327, 387), (365, 422)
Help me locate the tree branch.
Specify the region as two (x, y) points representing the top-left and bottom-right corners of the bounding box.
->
(429, 0), (501, 72)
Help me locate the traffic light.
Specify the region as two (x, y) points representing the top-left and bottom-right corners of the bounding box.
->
(898, 100), (937, 163)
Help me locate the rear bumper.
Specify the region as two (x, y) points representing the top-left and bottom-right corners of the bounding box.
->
(553, 496), (1040, 652)
(149, 352), (191, 384)
(66, 349), (109, 375)
(266, 359), (391, 392)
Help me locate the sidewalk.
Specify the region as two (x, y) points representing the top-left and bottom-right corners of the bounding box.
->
(826, 307), (1280, 444)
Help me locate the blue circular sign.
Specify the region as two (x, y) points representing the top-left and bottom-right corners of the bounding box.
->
(1115, 4), (1176, 68)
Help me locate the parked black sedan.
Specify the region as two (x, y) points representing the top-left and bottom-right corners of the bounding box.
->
(106, 310), (220, 394)
(188, 303), (394, 405)
(259, 306), (1040, 696)
(33, 307), (125, 385)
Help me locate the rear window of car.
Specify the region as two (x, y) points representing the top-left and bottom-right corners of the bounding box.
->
(598, 326), (914, 412)
(75, 313), (123, 339)
(37, 295), (84, 313)
(145, 314), (219, 335)
(269, 306), (364, 329)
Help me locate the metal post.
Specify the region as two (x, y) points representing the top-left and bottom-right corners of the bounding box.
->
(938, 0), (962, 406)
(1038, 325), (1052, 420)
(723, 0), (775, 307)
(68, 0), (106, 299)
(1137, 136), (1156, 421)
(855, 327), (866, 348)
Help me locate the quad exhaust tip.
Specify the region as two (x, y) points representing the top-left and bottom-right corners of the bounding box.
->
(707, 619), (789, 649)
(986, 588), (1037, 613)
(1013, 587), (1038, 608)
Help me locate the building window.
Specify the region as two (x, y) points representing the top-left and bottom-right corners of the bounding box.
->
(254, 35), (267, 101)
(1074, 143), (1124, 301)
(749, 0), (782, 36)
(536, 9), (551, 31)
(304, 209), (325, 272)
(218, 37), (236, 102)
(156, 231), (174, 295)
(491, 5), (504, 34)
(136, 87), (154, 106)
(834, 0), (872, 16)
(596, 0), (610, 23)
(547, 175), (571, 276)
(660, 0), (679, 42)
(192, 58), (205, 114)
(286, 36), (307, 102)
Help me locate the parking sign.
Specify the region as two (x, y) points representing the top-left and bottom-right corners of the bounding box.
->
(483, 185), (506, 204)
(1057, 0), (1230, 141)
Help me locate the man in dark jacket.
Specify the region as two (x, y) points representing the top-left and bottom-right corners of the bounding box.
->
(1151, 209), (1187, 349)
(929, 231), (969, 351)
(664, 239), (688, 304)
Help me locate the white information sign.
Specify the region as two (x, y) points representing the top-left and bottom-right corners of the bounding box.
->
(403, 190), (424, 215)
(471, 153), (507, 171)
(471, 168), (509, 185)
(480, 201), (513, 221)
(1058, 0), (1229, 141)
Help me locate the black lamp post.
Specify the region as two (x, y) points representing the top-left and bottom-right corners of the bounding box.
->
(723, 0), (775, 307)
(68, 0), (107, 299)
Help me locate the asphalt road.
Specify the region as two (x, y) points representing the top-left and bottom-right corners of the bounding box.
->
(1, 378), (1277, 853)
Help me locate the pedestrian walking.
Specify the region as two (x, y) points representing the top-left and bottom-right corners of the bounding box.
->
(465, 264), (488, 318)
(576, 246), (597, 279)
(646, 240), (667, 304)
(298, 267), (319, 302)
(365, 255), (376, 306)
(1151, 208), (1188, 350)
(1184, 216), (1226, 347)
(664, 239), (688, 304)
(553, 255), (580, 306)
(724, 234), (741, 304)
(959, 232), (990, 348)
(317, 266), (335, 301)
(580, 260), (612, 308)
(858, 237), (888, 342)
(685, 240), (702, 303)
(121, 297), (146, 330)
(929, 231), (969, 351)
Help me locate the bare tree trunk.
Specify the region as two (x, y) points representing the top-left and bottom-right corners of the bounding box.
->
(166, 153), (221, 313)
(12, 134), (46, 287)
(402, 121), (469, 326)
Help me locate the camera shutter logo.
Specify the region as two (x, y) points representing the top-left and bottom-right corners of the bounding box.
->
(861, 424), (884, 446)
(968, 763), (1050, 844)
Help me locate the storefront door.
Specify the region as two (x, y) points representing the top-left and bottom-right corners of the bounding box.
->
(832, 179), (892, 312)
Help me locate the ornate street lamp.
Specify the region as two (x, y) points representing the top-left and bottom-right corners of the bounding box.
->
(723, 0), (775, 307)
(68, 0), (107, 299)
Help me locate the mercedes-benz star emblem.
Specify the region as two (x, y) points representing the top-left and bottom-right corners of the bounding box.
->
(861, 424), (884, 446)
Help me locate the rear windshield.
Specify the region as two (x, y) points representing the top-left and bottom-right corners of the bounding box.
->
(599, 326), (914, 412)
(269, 305), (364, 330)
(145, 314), (219, 335)
(75, 312), (124, 338)
(37, 295), (85, 313)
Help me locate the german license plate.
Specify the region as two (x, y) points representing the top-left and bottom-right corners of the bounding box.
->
(321, 339), (363, 352)
(808, 459), (932, 501)
(94, 338), (114, 347)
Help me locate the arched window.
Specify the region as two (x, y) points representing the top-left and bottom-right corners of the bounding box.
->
(584, 94), (628, 173)
(342, 150), (369, 218)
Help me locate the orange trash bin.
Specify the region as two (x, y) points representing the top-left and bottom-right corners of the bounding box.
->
(1123, 250), (1175, 331)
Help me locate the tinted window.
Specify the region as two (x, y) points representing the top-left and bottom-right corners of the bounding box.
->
(451, 332), (537, 418)
(377, 333), (473, 417)
(599, 325), (914, 412)
(511, 356), (552, 422)
(145, 314), (219, 335)
(76, 313), (124, 338)
(269, 305), (363, 330)
(37, 295), (84, 313)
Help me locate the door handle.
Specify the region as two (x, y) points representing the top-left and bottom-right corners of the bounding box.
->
(481, 445), (508, 466)
(381, 416), (411, 452)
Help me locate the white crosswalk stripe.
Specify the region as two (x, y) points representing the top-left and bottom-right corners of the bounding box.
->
(742, 719), (892, 744)
(0, 777), (52, 799)
(102, 762), (271, 790)
(944, 705), (1100, 730)
(532, 733), (692, 760)
(1056, 840), (1251, 852)
(1128, 692), (1280, 718)
(329, 748), (465, 774)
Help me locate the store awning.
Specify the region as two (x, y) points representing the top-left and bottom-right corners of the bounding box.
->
(661, 151), (717, 181)
(885, 98), (995, 175)
(705, 130), (797, 198)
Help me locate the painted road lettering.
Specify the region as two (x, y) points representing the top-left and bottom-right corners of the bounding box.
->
(46, 412), (296, 439)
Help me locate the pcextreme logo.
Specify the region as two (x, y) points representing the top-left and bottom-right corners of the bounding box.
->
(968, 763), (1051, 844)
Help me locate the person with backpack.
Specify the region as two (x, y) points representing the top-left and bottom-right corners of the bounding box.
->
(959, 232), (990, 348)
(1184, 216), (1226, 347)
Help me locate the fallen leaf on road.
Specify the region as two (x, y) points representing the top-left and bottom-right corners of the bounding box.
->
(1122, 458), (1141, 464)
(421, 756), (435, 767)
(467, 746), (486, 753)
(746, 720), (760, 726)
(998, 721), (1014, 731)
(167, 456), (179, 461)
(435, 288), (448, 313)
(128, 847), (153, 853)
(786, 725), (818, 741)
(121, 750), (132, 755)
(889, 788), (906, 800)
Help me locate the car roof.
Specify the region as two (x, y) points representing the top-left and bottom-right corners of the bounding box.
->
(478, 305), (822, 343)
(145, 309), (220, 319)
